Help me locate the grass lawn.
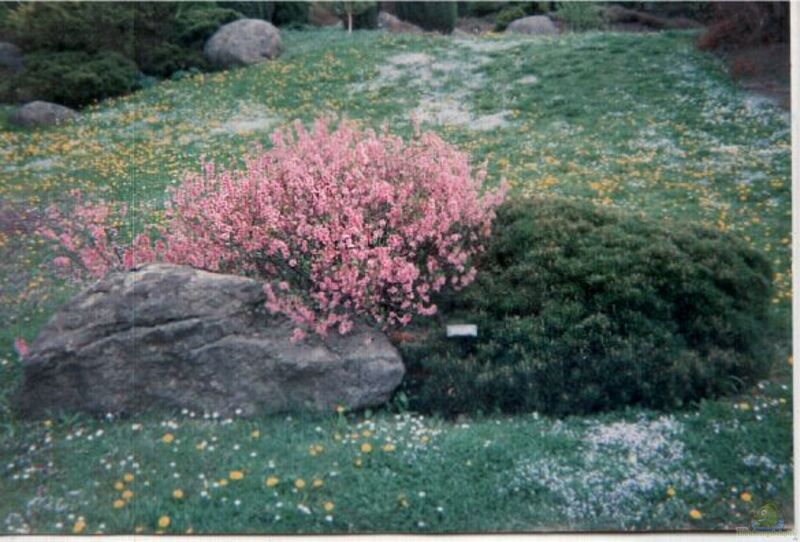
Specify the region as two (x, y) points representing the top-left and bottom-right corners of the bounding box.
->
(0, 28), (792, 533)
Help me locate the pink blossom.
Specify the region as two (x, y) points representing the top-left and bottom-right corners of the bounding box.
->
(39, 118), (507, 337)
(14, 337), (29, 359)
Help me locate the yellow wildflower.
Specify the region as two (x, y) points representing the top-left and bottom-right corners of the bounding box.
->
(266, 476), (280, 487)
(382, 443), (396, 452)
(122, 490), (134, 500)
(157, 516), (171, 529)
(689, 509), (702, 520)
(113, 499), (125, 509)
(295, 478), (306, 489)
(312, 478), (324, 488)
(361, 443), (373, 453)
(740, 492), (752, 502)
(666, 486), (676, 498)
(251, 430), (260, 438)
(229, 470), (244, 481)
(123, 473), (135, 482)
(324, 501), (335, 512)
(73, 519), (86, 534)
(173, 489), (184, 499)
(161, 433), (175, 444)
(114, 481), (125, 491)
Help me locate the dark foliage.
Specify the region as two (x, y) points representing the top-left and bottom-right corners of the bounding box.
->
(697, 2), (789, 51)
(400, 197), (775, 417)
(395, 1), (458, 33)
(4, 50), (138, 107)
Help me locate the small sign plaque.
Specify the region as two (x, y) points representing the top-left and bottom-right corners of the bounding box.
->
(446, 324), (478, 338)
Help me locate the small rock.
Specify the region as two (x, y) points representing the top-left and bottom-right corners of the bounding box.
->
(506, 15), (558, 36)
(204, 18), (282, 69)
(10, 101), (77, 128)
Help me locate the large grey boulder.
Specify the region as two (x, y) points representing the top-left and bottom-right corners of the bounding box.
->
(506, 15), (558, 36)
(15, 264), (405, 418)
(9, 101), (77, 127)
(0, 42), (23, 71)
(204, 18), (282, 69)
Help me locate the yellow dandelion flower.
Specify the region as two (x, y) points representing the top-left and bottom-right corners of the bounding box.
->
(218, 478), (228, 486)
(739, 402), (751, 411)
(113, 499), (126, 509)
(73, 519), (86, 534)
(251, 430), (260, 438)
(354, 457), (363, 467)
(122, 490), (134, 500)
(324, 501), (335, 512)
(312, 478), (324, 488)
(157, 516), (171, 529)
(161, 433), (175, 444)
(689, 509), (702, 520)
(382, 443), (396, 452)
(114, 481), (125, 491)
(740, 492), (752, 502)
(229, 470), (244, 481)
(666, 486), (676, 497)
(265, 476), (279, 487)
(361, 443), (373, 453)
(173, 489), (184, 499)
(295, 478), (306, 489)
(123, 472), (135, 482)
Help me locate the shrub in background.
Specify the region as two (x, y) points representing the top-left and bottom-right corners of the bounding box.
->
(400, 197), (775, 417)
(272, 1), (310, 28)
(494, 5), (527, 31)
(697, 2), (788, 51)
(554, 2), (604, 31)
(40, 119), (507, 339)
(5, 50), (138, 107)
(225, 1), (276, 21)
(395, 2), (458, 33)
(0, 2), (240, 106)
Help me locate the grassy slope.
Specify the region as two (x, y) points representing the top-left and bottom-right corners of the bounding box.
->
(0, 29), (792, 533)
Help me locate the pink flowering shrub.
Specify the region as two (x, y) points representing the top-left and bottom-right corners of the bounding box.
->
(39, 190), (158, 281)
(41, 119), (507, 337)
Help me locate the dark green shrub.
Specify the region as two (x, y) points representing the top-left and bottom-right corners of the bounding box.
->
(400, 197), (775, 417)
(353, 3), (379, 29)
(395, 2), (458, 33)
(5, 50), (138, 107)
(494, 5), (527, 31)
(273, 1), (309, 27)
(554, 2), (604, 31)
(458, 2), (508, 17)
(4, 2), (135, 56)
(226, 1), (276, 21)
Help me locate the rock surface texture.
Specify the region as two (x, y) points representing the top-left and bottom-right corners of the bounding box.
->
(204, 18), (283, 68)
(506, 15), (558, 35)
(16, 264), (405, 418)
(10, 101), (77, 127)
